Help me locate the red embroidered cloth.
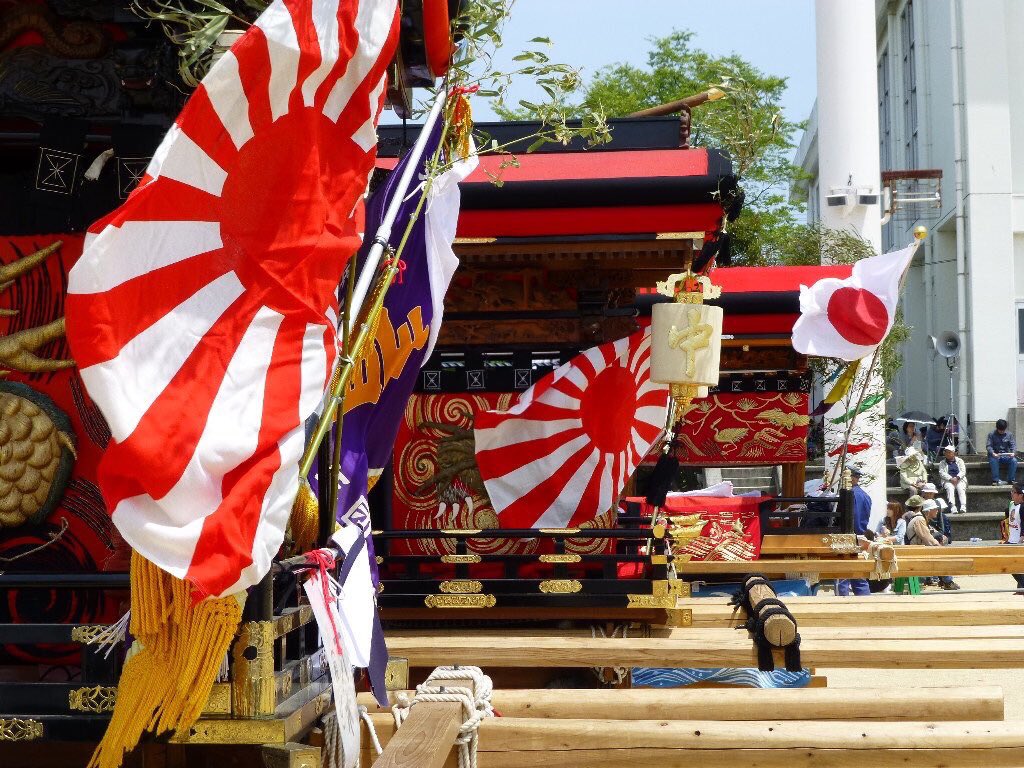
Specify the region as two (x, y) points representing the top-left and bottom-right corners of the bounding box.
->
(674, 392), (809, 466)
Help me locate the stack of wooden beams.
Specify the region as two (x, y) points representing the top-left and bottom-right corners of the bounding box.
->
(359, 684), (1020, 767)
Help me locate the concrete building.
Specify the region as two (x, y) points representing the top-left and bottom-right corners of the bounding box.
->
(794, 0), (1024, 447)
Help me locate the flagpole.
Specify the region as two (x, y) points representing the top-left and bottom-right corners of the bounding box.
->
(825, 239), (921, 492)
(345, 91), (447, 336)
(299, 90), (449, 479)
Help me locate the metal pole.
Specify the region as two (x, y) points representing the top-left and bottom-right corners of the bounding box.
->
(298, 90), (448, 478)
(345, 91), (447, 336)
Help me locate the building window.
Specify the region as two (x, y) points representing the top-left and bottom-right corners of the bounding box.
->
(878, 48), (891, 171)
(901, 0), (918, 169)
(1018, 306), (1024, 354)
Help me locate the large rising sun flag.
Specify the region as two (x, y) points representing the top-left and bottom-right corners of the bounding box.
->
(64, 2), (400, 766)
(66, 0), (399, 600)
(474, 330), (669, 529)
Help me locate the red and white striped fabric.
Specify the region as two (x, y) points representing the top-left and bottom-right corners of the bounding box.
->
(474, 330), (669, 529)
(65, 0), (399, 599)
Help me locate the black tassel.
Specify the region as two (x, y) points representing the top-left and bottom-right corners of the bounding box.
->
(757, 642), (775, 672)
(784, 637), (802, 672)
(645, 452), (679, 506)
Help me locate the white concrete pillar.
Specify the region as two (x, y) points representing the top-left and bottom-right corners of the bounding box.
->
(815, 0), (887, 526)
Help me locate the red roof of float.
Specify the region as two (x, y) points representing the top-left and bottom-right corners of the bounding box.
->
(638, 265), (855, 336)
(377, 146), (736, 238)
(710, 265), (853, 292)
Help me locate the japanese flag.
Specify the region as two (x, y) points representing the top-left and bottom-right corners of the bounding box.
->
(792, 243), (917, 361)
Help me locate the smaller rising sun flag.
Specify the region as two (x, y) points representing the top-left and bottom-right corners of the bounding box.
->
(474, 330), (669, 529)
(792, 243), (917, 362)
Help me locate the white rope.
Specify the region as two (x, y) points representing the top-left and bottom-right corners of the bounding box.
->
(323, 709), (342, 768)
(589, 624), (630, 686)
(864, 541), (898, 580)
(359, 705), (384, 756)
(390, 665), (494, 768)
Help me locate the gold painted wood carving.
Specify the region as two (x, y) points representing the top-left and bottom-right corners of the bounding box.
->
(231, 621), (275, 718)
(438, 579), (482, 594)
(823, 534), (860, 554)
(424, 594), (496, 609)
(538, 579), (582, 594)
(384, 657), (409, 691)
(0, 718), (43, 741)
(538, 554), (581, 563)
(440, 554), (481, 563)
(0, 382), (77, 528)
(69, 685), (117, 713)
(627, 593), (674, 609)
(70, 625), (106, 643)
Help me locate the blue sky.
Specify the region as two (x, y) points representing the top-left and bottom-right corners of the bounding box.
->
(386, 0), (817, 126)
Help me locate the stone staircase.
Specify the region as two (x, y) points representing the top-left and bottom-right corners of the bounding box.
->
(806, 454), (1014, 540)
(712, 466), (778, 495)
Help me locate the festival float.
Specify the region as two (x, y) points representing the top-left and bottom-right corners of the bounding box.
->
(5, 2), (1024, 768)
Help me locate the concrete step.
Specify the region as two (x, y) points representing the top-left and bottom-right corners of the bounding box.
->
(947, 512), (1005, 542)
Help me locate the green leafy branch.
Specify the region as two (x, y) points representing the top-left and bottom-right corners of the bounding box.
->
(130, 0), (266, 87)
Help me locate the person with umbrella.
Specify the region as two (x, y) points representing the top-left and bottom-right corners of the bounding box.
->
(895, 411), (935, 454)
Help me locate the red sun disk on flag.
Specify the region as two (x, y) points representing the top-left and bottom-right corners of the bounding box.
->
(826, 286), (890, 346)
(580, 365), (638, 453)
(220, 110), (360, 318)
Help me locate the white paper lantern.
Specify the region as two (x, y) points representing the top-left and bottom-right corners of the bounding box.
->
(650, 302), (723, 387)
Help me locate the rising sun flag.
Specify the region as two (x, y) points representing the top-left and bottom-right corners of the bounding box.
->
(474, 330), (669, 529)
(64, 1), (400, 766)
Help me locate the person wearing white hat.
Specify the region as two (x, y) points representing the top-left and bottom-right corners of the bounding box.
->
(920, 483), (953, 542)
(896, 446), (927, 496)
(938, 444), (968, 514)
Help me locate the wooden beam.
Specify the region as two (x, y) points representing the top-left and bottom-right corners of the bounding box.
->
(679, 600), (1024, 627)
(471, 718), (1024, 751)
(780, 462), (805, 498)
(372, 676), (473, 768)
(672, 557), (974, 576)
(360, 719), (1024, 767)
(384, 634), (1024, 669)
(359, 685), (1003, 722)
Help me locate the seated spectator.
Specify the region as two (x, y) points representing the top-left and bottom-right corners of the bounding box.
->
(937, 444), (968, 514)
(896, 447), (928, 496)
(1004, 483), (1024, 591)
(875, 500), (908, 544)
(925, 417), (948, 458)
(887, 420), (905, 459)
(987, 419), (1018, 485)
(907, 499), (960, 590)
(920, 484), (952, 540)
(901, 421), (923, 453)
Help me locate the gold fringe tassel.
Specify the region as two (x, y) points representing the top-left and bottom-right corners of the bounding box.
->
(88, 552), (244, 768)
(288, 479), (320, 556)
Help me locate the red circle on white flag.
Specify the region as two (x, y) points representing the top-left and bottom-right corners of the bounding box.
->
(826, 287), (889, 345)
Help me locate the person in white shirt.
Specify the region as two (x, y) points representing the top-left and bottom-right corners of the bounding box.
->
(937, 444), (968, 514)
(1006, 483), (1024, 590)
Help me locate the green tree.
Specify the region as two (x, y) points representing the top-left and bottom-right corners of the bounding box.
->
(499, 30), (813, 266)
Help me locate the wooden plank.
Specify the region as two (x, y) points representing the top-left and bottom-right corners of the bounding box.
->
(371, 676), (472, 768)
(474, 747), (1024, 768)
(361, 719), (1024, 766)
(359, 685), (1003, 722)
(679, 600), (1024, 628)
(673, 557), (975, 576)
(677, 593), (1023, 604)
(384, 634), (1024, 669)
(660, 624), (1024, 640)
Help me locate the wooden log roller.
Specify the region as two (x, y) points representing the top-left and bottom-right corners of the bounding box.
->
(730, 575), (801, 671)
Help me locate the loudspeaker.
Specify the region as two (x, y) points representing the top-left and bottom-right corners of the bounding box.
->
(930, 331), (961, 359)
